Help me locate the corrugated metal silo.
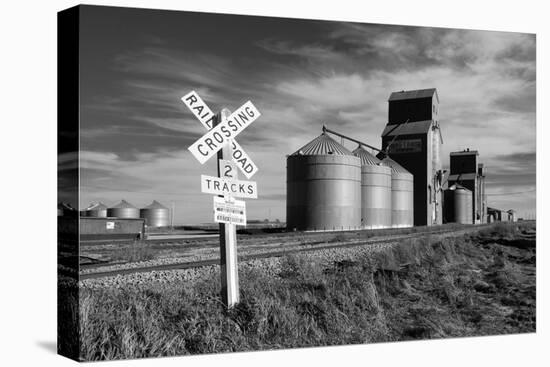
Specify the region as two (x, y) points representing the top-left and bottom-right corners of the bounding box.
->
(140, 200), (170, 227)
(352, 146), (392, 229)
(107, 200), (140, 219)
(444, 184), (473, 224)
(380, 156), (414, 228)
(287, 133), (361, 231)
(85, 202), (108, 218)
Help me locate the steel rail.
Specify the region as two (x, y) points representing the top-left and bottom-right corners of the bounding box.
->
(79, 224), (495, 280)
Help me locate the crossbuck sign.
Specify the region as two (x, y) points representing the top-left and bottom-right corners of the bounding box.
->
(182, 90), (261, 308)
(183, 91), (260, 178)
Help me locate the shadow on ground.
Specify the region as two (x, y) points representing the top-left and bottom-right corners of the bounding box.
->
(36, 340), (57, 354)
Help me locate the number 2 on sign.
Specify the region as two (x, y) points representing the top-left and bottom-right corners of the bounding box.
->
(219, 159), (238, 180)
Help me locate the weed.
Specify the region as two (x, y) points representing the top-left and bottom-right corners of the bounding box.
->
(109, 241), (155, 263)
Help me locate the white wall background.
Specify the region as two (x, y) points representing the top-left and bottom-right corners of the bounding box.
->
(0, 0), (547, 366)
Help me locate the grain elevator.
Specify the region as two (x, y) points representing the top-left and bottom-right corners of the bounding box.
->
(380, 88), (443, 226)
(447, 149), (487, 224)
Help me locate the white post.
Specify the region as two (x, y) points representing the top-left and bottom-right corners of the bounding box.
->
(216, 109), (239, 308)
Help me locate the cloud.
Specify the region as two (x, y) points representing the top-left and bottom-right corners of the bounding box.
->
(492, 151), (536, 164)
(255, 39), (339, 60)
(79, 16), (535, 222)
(483, 151), (536, 189)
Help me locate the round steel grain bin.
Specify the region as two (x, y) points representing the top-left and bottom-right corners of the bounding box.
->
(140, 200), (170, 227)
(286, 133), (361, 231)
(353, 146), (392, 229)
(85, 202), (108, 218)
(443, 184), (473, 224)
(107, 200), (140, 219)
(381, 157), (414, 228)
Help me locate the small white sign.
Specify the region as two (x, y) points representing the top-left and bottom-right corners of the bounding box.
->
(106, 221), (115, 230)
(201, 174), (258, 199)
(231, 140), (258, 179)
(213, 196), (247, 225)
(188, 101), (261, 164)
(181, 90), (216, 130)
(219, 159), (238, 180)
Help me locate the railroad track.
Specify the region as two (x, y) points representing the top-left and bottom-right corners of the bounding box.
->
(79, 222), (482, 247)
(79, 224), (495, 280)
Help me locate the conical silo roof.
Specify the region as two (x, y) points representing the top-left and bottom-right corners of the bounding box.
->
(352, 146), (382, 165)
(110, 200), (137, 209)
(142, 200), (168, 209)
(448, 183), (469, 191)
(290, 133), (353, 156)
(380, 156), (410, 174)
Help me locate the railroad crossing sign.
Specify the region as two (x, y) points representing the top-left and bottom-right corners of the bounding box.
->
(182, 91), (260, 178)
(181, 91), (262, 308)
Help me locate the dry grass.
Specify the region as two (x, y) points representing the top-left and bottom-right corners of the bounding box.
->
(76, 222), (536, 361)
(109, 240), (156, 263)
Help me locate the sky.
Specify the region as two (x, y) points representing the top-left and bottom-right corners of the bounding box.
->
(73, 5), (536, 223)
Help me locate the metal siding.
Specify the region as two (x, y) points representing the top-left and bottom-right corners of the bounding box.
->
(388, 88), (437, 102)
(286, 154), (361, 231)
(107, 207), (140, 219)
(85, 203), (108, 218)
(140, 208), (170, 227)
(381, 134), (427, 226)
(390, 171), (414, 227)
(388, 99), (433, 124)
(448, 178), (477, 224)
(359, 164), (392, 229)
(107, 200), (140, 219)
(450, 154), (478, 175)
(444, 186), (473, 224)
(139, 201), (170, 227)
(381, 120), (433, 136)
(380, 157), (414, 227)
(79, 217), (145, 239)
(352, 147), (392, 229)
(86, 208), (108, 217)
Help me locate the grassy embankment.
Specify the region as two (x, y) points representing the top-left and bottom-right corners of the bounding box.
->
(78, 222), (536, 361)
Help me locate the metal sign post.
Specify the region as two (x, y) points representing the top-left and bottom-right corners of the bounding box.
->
(215, 109), (239, 307)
